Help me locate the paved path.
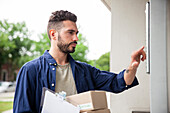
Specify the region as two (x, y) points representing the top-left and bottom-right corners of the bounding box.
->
(0, 92), (14, 101)
(2, 109), (13, 113)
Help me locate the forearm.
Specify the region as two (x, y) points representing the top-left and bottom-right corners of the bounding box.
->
(124, 65), (137, 85)
(124, 46), (146, 85)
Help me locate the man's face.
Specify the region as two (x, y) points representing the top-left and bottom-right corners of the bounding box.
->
(56, 20), (79, 53)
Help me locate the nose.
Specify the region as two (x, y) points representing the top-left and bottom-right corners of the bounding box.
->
(73, 35), (79, 41)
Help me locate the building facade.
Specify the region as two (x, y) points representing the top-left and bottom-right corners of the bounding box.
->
(102, 0), (170, 113)
(0, 64), (19, 81)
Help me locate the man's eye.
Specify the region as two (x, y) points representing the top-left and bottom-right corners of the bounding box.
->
(69, 32), (73, 34)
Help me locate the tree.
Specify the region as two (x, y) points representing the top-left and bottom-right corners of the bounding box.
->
(34, 32), (51, 56)
(0, 20), (36, 69)
(90, 52), (110, 71)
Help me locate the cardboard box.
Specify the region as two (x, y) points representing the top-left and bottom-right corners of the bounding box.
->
(66, 91), (108, 112)
(81, 109), (110, 113)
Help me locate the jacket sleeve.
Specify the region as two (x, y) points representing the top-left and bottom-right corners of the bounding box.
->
(89, 65), (139, 93)
(13, 63), (36, 113)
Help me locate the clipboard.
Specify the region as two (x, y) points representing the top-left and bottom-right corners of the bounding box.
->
(40, 87), (80, 113)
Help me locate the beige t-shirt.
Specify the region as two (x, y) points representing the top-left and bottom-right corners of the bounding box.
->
(55, 63), (77, 96)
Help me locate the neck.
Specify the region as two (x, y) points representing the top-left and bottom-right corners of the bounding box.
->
(49, 47), (68, 65)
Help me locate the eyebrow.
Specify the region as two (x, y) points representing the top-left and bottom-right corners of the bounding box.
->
(68, 29), (79, 34)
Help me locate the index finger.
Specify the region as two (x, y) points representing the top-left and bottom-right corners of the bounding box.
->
(138, 46), (145, 52)
(138, 46), (146, 61)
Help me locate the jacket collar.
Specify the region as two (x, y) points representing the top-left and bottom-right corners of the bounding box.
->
(43, 50), (57, 66)
(43, 50), (76, 71)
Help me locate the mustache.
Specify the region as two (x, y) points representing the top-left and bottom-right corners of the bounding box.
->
(68, 41), (77, 46)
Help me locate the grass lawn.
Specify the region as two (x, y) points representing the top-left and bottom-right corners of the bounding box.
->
(0, 101), (13, 113)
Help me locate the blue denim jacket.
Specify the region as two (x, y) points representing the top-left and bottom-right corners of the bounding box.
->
(13, 50), (139, 113)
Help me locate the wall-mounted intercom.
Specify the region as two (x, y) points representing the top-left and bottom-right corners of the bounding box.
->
(145, 2), (150, 74)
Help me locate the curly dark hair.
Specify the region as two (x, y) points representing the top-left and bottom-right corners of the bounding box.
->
(47, 10), (77, 40)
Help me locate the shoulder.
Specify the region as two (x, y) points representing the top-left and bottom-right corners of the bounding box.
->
(23, 57), (40, 68)
(75, 61), (99, 72)
(20, 55), (46, 73)
(17, 56), (46, 82)
(75, 61), (89, 67)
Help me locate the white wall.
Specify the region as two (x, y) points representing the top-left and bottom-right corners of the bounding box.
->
(109, 0), (170, 112)
(150, 0), (168, 112)
(110, 0), (150, 113)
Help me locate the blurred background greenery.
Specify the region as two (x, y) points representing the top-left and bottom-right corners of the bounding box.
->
(0, 20), (110, 73)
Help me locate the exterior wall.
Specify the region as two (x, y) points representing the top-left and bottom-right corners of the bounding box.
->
(150, 0), (168, 112)
(1, 69), (8, 81)
(0, 64), (18, 81)
(110, 0), (150, 113)
(110, 0), (170, 112)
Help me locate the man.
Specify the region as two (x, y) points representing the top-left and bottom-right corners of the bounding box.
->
(13, 10), (146, 113)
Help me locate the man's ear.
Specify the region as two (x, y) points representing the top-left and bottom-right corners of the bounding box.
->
(49, 29), (58, 40)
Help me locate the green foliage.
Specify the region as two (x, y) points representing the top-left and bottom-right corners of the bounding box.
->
(0, 20), (36, 69)
(96, 52), (110, 71)
(89, 52), (110, 71)
(34, 32), (51, 56)
(70, 34), (89, 63)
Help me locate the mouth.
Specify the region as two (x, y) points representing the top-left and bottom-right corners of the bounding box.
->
(69, 41), (77, 47)
(71, 43), (77, 47)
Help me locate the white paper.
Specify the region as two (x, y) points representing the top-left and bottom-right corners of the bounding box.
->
(41, 90), (80, 113)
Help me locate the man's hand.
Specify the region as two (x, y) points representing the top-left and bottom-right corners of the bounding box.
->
(130, 46), (146, 69)
(124, 46), (146, 85)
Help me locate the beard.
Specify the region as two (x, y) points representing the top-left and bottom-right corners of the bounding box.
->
(57, 34), (77, 54)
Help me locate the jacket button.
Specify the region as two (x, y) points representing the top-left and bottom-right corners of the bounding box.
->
(52, 68), (55, 70)
(51, 83), (54, 87)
